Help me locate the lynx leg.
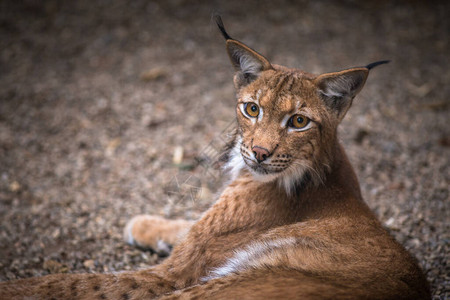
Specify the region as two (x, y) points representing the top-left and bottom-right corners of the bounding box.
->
(124, 215), (194, 256)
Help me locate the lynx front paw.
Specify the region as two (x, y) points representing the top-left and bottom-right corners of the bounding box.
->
(124, 215), (193, 256)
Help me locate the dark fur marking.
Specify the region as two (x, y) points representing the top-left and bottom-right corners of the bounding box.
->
(69, 279), (79, 297)
(292, 171), (313, 194)
(317, 122), (323, 138)
(122, 292), (130, 300)
(100, 294), (106, 299)
(131, 282), (139, 289)
(70, 280), (78, 290)
(285, 76), (295, 93)
(366, 60), (390, 70)
(273, 75), (289, 95)
(214, 14), (232, 40)
(94, 285), (101, 291)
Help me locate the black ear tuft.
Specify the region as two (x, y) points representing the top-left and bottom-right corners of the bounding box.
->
(366, 60), (390, 70)
(213, 14), (232, 40)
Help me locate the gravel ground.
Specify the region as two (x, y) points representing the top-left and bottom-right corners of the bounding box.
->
(0, 0), (448, 298)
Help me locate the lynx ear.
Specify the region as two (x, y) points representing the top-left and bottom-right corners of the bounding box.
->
(215, 15), (272, 88)
(315, 61), (389, 121)
(226, 40), (272, 83)
(315, 68), (369, 121)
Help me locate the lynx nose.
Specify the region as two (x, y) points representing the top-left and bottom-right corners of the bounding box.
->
(252, 146), (270, 163)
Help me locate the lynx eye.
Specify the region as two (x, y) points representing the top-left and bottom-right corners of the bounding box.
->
(288, 114), (310, 129)
(244, 102), (259, 118)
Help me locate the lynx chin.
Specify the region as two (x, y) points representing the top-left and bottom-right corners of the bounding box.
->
(0, 16), (430, 300)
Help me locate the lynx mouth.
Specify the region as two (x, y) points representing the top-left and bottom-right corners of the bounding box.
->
(242, 156), (286, 176)
(248, 163), (271, 175)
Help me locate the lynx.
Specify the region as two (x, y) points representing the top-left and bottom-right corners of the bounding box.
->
(1, 16), (430, 299)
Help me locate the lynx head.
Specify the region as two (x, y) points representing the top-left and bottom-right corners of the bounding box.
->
(216, 16), (388, 194)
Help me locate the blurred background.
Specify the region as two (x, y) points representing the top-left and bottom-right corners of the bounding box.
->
(0, 0), (448, 297)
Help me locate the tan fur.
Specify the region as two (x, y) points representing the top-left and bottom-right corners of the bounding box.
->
(124, 215), (193, 256)
(0, 20), (430, 299)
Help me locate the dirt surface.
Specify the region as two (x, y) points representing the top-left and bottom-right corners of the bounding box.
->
(0, 0), (448, 298)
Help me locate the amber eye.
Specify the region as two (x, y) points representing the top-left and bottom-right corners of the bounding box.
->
(289, 114), (310, 129)
(244, 102), (259, 118)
